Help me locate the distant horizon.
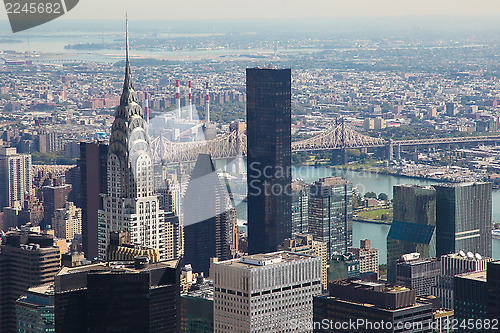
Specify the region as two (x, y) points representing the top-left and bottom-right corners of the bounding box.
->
(2, 14), (500, 35)
(36, 0), (500, 21)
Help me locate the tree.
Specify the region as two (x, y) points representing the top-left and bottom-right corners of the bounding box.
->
(347, 149), (361, 158)
(364, 192), (377, 199)
(378, 193), (389, 201)
(352, 194), (362, 208)
(379, 264), (387, 276)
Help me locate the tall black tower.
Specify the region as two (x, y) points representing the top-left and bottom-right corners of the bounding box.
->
(246, 68), (292, 254)
(434, 182), (492, 258)
(183, 154), (234, 275)
(80, 141), (108, 260)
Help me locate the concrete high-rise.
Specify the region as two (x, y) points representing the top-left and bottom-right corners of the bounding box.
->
(54, 258), (180, 333)
(387, 184), (436, 283)
(445, 102), (457, 116)
(0, 147), (32, 212)
(80, 141), (108, 259)
(97, 23), (165, 260)
(308, 177), (353, 258)
(42, 181), (72, 227)
(52, 201), (82, 241)
(280, 234), (328, 289)
(211, 251), (321, 333)
(396, 253), (440, 296)
(246, 68), (292, 254)
(434, 182), (492, 258)
(183, 153), (235, 274)
(348, 239), (379, 276)
(0, 231), (61, 333)
(155, 167), (183, 261)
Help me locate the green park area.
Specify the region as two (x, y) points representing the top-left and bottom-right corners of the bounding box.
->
(356, 208), (393, 222)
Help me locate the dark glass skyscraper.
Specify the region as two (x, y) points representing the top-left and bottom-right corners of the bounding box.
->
(183, 154), (235, 274)
(308, 177), (353, 258)
(54, 258), (180, 333)
(80, 141), (108, 259)
(387, 184), (436, 283)
(434, 182), (492, 258)
(487, 261), (500, 320)
(246, 68), (292, 254)
(291, 180), (309, 235)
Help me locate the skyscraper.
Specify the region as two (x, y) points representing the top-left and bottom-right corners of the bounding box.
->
(308, 177), (353, 258)
(183, 153), (235, 274)
(291, 180), (309, 235)
(279, 234), (328, 289)
(431, 251), (492, 309)
(42, 181), (72, 227)
(314, 279), (434, 333)
(395, 253), (440, 296)
(454, 270), (488, 328)
(211, 251), (321, 332)
(487, 261), (500, 320)
(387, 184), (436, 283)
(54, 258), (180, 333)
(0, 231), (61, 333)
(157, 175), (183, 261)
(246, 68), (292, 254)
(80, 140), (108, 259)
(434, 182), (492, 258)
(16, 283), (55, 333)
(97, 23), (165, 260)
(348, 239), (379, 276)
(52, 201), (82, 241)
(0, 147), (32, 212)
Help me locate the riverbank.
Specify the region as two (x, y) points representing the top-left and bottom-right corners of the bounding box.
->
(296, 162), (498, 188)
(353, 218), (391, 225)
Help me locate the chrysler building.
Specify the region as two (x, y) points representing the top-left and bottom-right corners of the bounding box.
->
(97, 20), (165, 259)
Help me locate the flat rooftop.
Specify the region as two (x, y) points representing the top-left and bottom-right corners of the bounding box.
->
(398, 258), (438, 266)
(432, 181), (489, 188)
(456, 270), (487, 282)
(216, 251), (315, 269)
(28, 283), (55, 296)
(57, 259), (179, 276)
(395, 184), (435, 190)
(319, 295), (425, 312)
(333, 278), (411, 294)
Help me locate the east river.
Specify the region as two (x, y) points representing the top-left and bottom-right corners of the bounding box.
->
(236, 165), (500, 264)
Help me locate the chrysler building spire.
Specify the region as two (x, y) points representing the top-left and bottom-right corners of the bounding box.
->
(121, 15), (137, 105)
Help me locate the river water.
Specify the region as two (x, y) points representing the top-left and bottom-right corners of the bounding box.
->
(236, 165), (500, 264)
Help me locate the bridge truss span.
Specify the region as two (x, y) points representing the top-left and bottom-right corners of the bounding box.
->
(150, 121), (500, 165)
(151, 130), (247, 164)
(292, 121), (386, 152)
(396, 135), (500, 147)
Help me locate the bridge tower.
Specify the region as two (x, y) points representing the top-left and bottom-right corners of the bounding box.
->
(395, 143), (401, 160)
(386, 138), (393, 161)
(339, 117), (348, 165)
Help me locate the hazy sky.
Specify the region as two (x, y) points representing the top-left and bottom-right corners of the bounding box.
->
(58, 0), (500, 21)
